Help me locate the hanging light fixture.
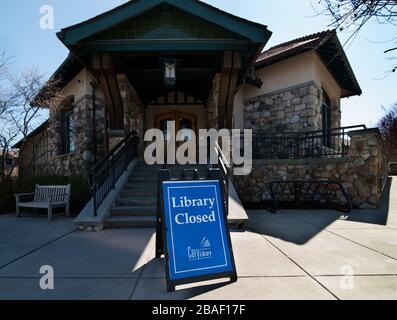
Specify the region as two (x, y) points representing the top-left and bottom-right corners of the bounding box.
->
(161, 58), (178, 88)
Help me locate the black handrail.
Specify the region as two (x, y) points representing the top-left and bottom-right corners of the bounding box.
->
(251, 125), (367, 160)
(90, 131), (139, 216)
(214, 141), (231, 215)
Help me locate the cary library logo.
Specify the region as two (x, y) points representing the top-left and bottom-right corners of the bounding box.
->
(188, 237), (213, 261)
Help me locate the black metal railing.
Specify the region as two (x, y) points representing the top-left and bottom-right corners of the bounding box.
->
(214, 141), (231, 215)
(252, 125), (366, 160)
(269, 180), (352, 213)
(90, 131), (139, 216)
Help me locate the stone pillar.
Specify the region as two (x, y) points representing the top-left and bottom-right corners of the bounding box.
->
(331, 99), (341, 129)
(206, 73), (221, 130)
(83, 95), (106, 164)
(117, 74), (144, 157)
(347, 128), (388, 207)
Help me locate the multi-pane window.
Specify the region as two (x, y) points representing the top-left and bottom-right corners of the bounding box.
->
(62, 109), (76, 154)
(322, 90), (332, 147)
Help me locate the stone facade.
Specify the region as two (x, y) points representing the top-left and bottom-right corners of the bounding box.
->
(243, 81), (340, 133)
(206, 73), (221, 129)
(117, 74), (145, 157)
(234, 129), (388, 208)
(117, 74), (145, 140)
(49, 94), (106, 176)
(43, 75), (144, 178)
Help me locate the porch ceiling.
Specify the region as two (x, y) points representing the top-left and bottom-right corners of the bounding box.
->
(116, 52), (222, 104)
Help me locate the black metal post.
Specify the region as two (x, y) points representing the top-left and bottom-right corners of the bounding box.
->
(93, 183), (97, 217)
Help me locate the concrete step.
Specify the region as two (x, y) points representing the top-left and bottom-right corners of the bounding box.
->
(390, 162), (397, 176)
(131, 172), (158, 178)
(120, 189), (157, 197)
(116, 197), (157, 206)
(110, 205), (156, 217)
(129, 177), (157, 183)
(104, 216), (156, 229)
(136, 164), (163, 170)
(124, 183), (157, 190)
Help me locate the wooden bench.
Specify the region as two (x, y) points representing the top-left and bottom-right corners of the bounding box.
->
(15, 184), (71, 222)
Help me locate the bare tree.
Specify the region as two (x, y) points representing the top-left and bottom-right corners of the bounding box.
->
(0, 55), (62, 180)
(318, 0), (397, 73)
(378, 104), (397, 161)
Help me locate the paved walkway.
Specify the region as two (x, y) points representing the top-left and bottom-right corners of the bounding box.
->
(0, 178), (396, 300)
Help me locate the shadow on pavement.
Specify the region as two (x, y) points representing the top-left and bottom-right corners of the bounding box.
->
(131, 257), (232, 300)
(246, 177), (394, 245)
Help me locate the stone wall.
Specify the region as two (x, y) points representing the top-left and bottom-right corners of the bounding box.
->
(117, 74), (144, 139)
(243, 81), (340, 132)
(206, 73), (221, 130)
(234, 129), (387, 209)
(117, 74), (145, 157)
(49, 94), (106, 176)
(45, 74), (144, 177)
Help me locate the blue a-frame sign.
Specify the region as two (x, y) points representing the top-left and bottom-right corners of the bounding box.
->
(156, 169), (237, 292)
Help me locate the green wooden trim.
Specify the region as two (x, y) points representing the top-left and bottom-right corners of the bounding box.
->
(62, 0), (270, 45)
(329, 35), (362, 96)
(80, 40), (253, 52)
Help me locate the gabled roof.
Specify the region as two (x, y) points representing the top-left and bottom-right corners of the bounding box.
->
(57, 0), (271, 46)
(32, 54), (83, 108)
(12, 120), (49, 149)
(255, 30), (362, 98)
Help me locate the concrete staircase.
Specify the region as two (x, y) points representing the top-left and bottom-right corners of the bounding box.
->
(103, 163), (209, 229)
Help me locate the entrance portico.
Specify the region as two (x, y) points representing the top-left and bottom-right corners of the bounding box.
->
(56, 0), (272, 140)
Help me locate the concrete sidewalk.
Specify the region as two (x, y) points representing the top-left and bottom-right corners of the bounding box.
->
(0, 178), (396, 299)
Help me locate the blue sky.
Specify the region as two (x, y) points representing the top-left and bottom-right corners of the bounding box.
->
(0, 0), (395, 128)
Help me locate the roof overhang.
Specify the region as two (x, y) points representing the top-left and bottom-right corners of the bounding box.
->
(36, 1), (272, 106)
(31, 54), (83, 108)
(255, 30), (361, 98)
(58, 0), (271, 47)
(12, 120), (49, 149)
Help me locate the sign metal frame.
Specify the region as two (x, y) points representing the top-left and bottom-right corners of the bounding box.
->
(156, 168), (237, 292)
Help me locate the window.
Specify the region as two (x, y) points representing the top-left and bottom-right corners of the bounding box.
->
(62, 109), (76, 154)
(321, 90), (332, 147)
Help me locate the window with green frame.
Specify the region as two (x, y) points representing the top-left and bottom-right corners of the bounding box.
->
(61, 108), (76, 154)
(321, 89), (332, 147)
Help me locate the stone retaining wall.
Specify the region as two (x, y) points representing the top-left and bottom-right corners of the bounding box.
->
(235, 129), (387, 208)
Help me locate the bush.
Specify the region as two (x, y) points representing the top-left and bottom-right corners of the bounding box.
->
(0, 174), (91, 216)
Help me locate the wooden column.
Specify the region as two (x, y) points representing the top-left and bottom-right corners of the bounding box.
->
(218, 51), (232, 129)
(226, 51), (241, 129)
(218, 51), (241, 129)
